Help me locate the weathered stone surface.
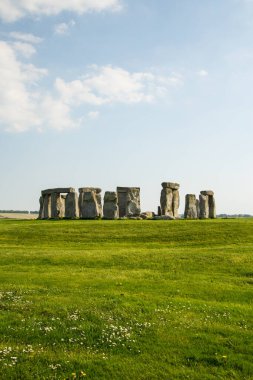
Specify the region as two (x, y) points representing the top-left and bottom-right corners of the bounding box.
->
(199, 194), (209, 219)
(42, 194), (51, 219)
(160, 187), (173, 217)
(103, 191), (119, 219)
(161, 182), (180, 190)
(160, 182), (180, 218)
(51, 193), (65, 219)
(200, 190), (214, 196)
(41, 188), (75, 195)
(208, 195), (216, 219)
(126, 188), (141, 217)
(140, 211), (155, 219)
(79, 187), (101, 194)
(65, 192), (79, 219)
(38, 196), (44, 219)
(117, 187), (140, 217)
(184, 194), (198, 219)
(172, 189), (180, 218)
(79, 190), (102, 219)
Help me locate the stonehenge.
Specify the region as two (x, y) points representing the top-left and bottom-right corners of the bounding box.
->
(38, 183), (216, 220)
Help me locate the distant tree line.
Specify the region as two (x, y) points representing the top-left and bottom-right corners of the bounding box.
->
(0, 210), (39, 214)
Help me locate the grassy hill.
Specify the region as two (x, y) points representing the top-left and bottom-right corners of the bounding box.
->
(0, 219), (252, 379)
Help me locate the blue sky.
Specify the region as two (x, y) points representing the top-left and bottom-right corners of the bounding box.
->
(0, 0), (252, 213)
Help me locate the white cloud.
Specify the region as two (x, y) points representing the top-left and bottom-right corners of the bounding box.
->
(197, 69), (209, 77)
(0, 41), (183, 133)
(9, 32), (43, 44)
(54, 20), (76, 35)
(12, 42), (36, 58)
(88, 111), (100, 120)
(55, 65), (182, 106)
(0, 0), (123, 22)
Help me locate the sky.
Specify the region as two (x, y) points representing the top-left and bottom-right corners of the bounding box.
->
(0, 0), (253, 214)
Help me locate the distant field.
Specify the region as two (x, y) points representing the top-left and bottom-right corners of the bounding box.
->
(0, 213), (37, 220)
(0, 219), (252, 380)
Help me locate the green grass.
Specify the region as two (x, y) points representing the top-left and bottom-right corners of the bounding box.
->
(0, 218), (252, 379)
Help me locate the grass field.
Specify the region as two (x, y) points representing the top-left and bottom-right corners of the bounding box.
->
(0, 218), (252, 380)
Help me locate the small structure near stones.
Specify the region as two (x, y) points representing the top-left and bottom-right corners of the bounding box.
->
(184, 194), (199, 219)
(160, 182), (180, 219)
(79, 188), (102, 219)
(103, 191), (119, 219)
(39, 188), (79, 219)
(199, 190), (216, 219)
(117, 187), (141, 217)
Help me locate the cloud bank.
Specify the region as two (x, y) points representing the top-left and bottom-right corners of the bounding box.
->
(0, 40), (182, 133)
(0, 0), (123, 22)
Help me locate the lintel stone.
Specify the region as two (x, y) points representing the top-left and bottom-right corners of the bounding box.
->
(42, 187), (75, 195)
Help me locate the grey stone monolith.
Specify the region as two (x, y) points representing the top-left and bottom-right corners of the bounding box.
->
(103, 191), (119, 219)
(42, 194), (51, 219)
(160, 182), (180, 218)
(117, 187), (141, 218)
(65, 192), (79, 219)
(199, 194), (209, 219)
(51, 193), (65, 219)
(184, 194), (198, 219)
(39, 196), (44, 219)
(208, 195), (216, 219)
(79, 188), (102, 219)
(126, 188), (141, 217)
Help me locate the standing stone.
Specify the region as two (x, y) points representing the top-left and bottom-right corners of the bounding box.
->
(126, 188), (141, 217)
(199, 190), (216, 219)
(51, 193), (65, 219)
(79, 188), (102, 219)
(42, 194), (51, 219)
(208, 195), (216, 219)
(117, 187), (141, 217)
(160, 187), (173, 217)
(65, 192), (79, 219)
(184, 194), (198, 219)
(199, 194), (209, 219)
(172, 190), (180, 219)
(103, 192), (119, 219)
(160, 182), (180, 218)
(39, 196), (44, 219)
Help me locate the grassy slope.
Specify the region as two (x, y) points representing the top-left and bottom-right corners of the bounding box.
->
(0, 219), (252, 380)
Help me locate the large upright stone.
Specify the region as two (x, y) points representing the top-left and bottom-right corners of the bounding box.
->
(199, 190), (216, 219)
(51, 193), (65, 219)
(160, 182), (180, 218)
(160, 187), (173, 217)
(126, 188), (141, 217)
(79, 188), (102, 219)
(184, 194), (198, 219)
(42, 194), (51, 219)
(65, 192), (79, 219)
(208, 195), (216, 219)
(103, 192), (119, 219)
(117, 187), (141, 217)
(172, 190), (180, 218)
(39, 196), (44, 219)
(199, 194), (209, 219)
